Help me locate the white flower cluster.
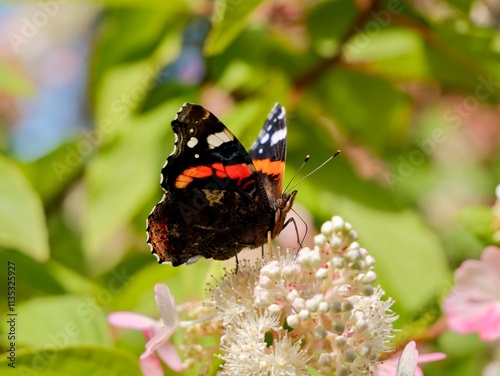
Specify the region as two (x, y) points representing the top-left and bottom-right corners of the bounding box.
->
(209, 216), (397, 375)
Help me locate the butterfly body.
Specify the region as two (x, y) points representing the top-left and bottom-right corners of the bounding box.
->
(147, 103), (296, 266)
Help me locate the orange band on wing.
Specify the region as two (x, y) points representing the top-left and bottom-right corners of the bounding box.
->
(175, 166), (212, 188)
(223, 164), (253, 180)
(252, 159), (285, 178)
(175, 163), (253, 189)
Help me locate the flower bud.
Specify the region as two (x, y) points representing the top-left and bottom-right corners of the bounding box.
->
(314, 324), (327, 339)
(336, 366), (349, 376)
(332, 320), (345, 334)
(268, 304), (281, 314)
(286, 314), (300, 328)
(298, 309), (310, 320)
(314, 234), (328, 247)
(316, 267), (328, 280)
(283, 263), (301, 278)
(332, 215), (345, 230)
(292, 298), (306, 312)
(287, 289), (301, 303)
(321, 220), (335, 236)
(361, 285), (374, 296)
(341, 300), (353, 312)
(361, 271), (377, 284)
(342, 348), (357, 363)
(318, 353), (332, 367)
(334, 336), (347, 348)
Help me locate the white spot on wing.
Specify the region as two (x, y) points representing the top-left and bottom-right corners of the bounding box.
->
(207, 129), (234, 149)
(260, 132), (270, 144)
(270, 128), (287, 146)
(277, 109), (285, 120)
(194, 153), (199, 158)
(259, 148), (263, 154)
(267, 125), (272, 131)
(187, 137), (198, 148)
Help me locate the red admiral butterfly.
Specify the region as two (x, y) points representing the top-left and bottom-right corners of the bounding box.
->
(147, 103), (297, 266)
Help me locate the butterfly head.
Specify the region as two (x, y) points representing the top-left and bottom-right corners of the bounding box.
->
(271, 190), (298, 238)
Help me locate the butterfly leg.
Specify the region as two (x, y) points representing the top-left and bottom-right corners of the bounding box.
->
(267, 231), (273, 259)
(234, 252), (239, 274)
(282, 216), (306, 250)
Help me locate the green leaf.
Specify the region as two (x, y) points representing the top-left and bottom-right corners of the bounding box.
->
(110, 257), (225, 313)
(0, 249), (66, 297)
(457, 205), (496, 245)
(205, 0), (265, 55)
(84, 102), (179, 267)
(0, 156), (49, 261)
(344, 28), (429, 80)
(89, 8), (187, 111)
(21, 140), (85, 205)
(313, 69), (412, 151)
(0, 249), (94, 298)
(0, 295), (112, 348)
(444, 0), (475, 14)
(425, 19), (500, 101)
(0, 346), (140, 376)
(0, 61), (35, 96)
(307, 0), (358, 57)
(438, 331), (487, 357)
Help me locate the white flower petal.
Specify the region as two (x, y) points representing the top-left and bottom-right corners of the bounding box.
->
(155, 284), (179, 329)
(396, 341), (419, 376)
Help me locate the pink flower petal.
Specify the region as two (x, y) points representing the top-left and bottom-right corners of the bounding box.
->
(444, 246), (500, 341)
(416, 352), (447, 364)
(374, 358), (398, 376)
(108, 312), (157, 330)
(156, 340), (184, 372)
(478, 305), (500, 341)
(454, 260), (500, 296)
(139, 353), (164, 376)
(155, 284), (179, 329)
(141, 325), (176, 359)
(481, 246), (500, 271)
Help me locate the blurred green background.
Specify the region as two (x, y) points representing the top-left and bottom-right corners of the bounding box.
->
(1, 0), (500, 374)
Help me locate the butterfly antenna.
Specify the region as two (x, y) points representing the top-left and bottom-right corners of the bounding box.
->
(283, 155), (311, 193)
(286, 150), (340, 192)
